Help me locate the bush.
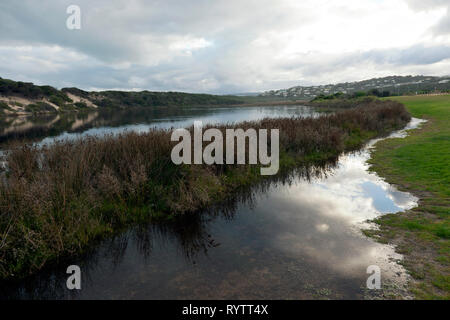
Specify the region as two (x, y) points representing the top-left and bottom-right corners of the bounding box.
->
(49, 95), (67, 107)
(353, 91), (367, 98)
(25, 102), (57, 113)
(74, 102), (88, 109)
(0, 101), (12, 111)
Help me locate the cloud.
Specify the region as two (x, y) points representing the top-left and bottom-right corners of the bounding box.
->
(363, 45), (450, 65)
(405, 0), (448, 11)
(0, 0), (449, 93)
(405, 0), (450, 36)
(433, 10), (450, 35)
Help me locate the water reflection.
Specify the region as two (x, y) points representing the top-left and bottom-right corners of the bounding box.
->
(0, 105), (317, 146)
(0, 118), (422, 299)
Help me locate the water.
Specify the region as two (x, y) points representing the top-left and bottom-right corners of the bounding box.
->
(0, 105), (318, 146)
(0, 106), (423, 300)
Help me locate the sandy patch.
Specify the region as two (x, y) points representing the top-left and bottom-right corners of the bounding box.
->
(67, 93), (98, 108)
(0, 95), (60, 112)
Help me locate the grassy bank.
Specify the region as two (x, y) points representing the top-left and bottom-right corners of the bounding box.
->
(0, 100), (410, 280)
(366, 95), (450, 299)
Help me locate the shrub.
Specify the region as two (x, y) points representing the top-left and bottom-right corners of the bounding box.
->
(25, 102), (57, 113)
(0, 101), (12, 111)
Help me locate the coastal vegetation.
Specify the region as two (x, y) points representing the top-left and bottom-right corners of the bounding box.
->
(311, 90), (390, 103)
(62, 88), (244, 108)
(0, 77), (245, 116)
(307, 95), (379, 109)
(0, 99), (410, 280)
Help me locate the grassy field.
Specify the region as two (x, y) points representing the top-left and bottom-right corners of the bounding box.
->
(367, 95), (450, 299)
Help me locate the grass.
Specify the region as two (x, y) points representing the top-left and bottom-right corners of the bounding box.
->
(367, 94), (450, 299)
(0, 99), (411, 281)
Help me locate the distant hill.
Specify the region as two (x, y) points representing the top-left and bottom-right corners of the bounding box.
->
(0, 77), (244, 116)
(260, 75), (450, 99)
(61, 88), (243, 109)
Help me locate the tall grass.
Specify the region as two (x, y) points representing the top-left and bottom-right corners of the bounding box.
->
(0, 99), (411, 279)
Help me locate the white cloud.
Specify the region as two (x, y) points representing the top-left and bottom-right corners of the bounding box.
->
(169, 37), (212, 54)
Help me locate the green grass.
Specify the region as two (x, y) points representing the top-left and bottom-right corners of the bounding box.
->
(368, 94), (450, 299)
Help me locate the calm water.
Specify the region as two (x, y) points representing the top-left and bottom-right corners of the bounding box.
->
(0, 106), (422, 300)
(0, 105), (318, 146)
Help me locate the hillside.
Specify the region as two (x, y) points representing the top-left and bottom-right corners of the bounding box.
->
(0, 78), (98, 115)
(61, 88), (243, 109)
(0, 77), (244, 116)
(261, 75), (450, 99)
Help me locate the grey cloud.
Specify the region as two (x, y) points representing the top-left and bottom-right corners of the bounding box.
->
(0, 0), (316, 92)
(405, 0), (450, 36)
(277, 45), (450, 73)
(433, 10), (450, 35)
(361, 45), (450, 66)
(1, 1), (450, 93)
(405, 0), (449, 11)
(0, 0), (312, 64)
(269, 44), (450, 89)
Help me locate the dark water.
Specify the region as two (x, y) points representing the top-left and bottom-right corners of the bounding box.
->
(0, 106), (422, 300)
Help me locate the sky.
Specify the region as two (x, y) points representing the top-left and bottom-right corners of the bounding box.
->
(0, 0), (449, 94)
